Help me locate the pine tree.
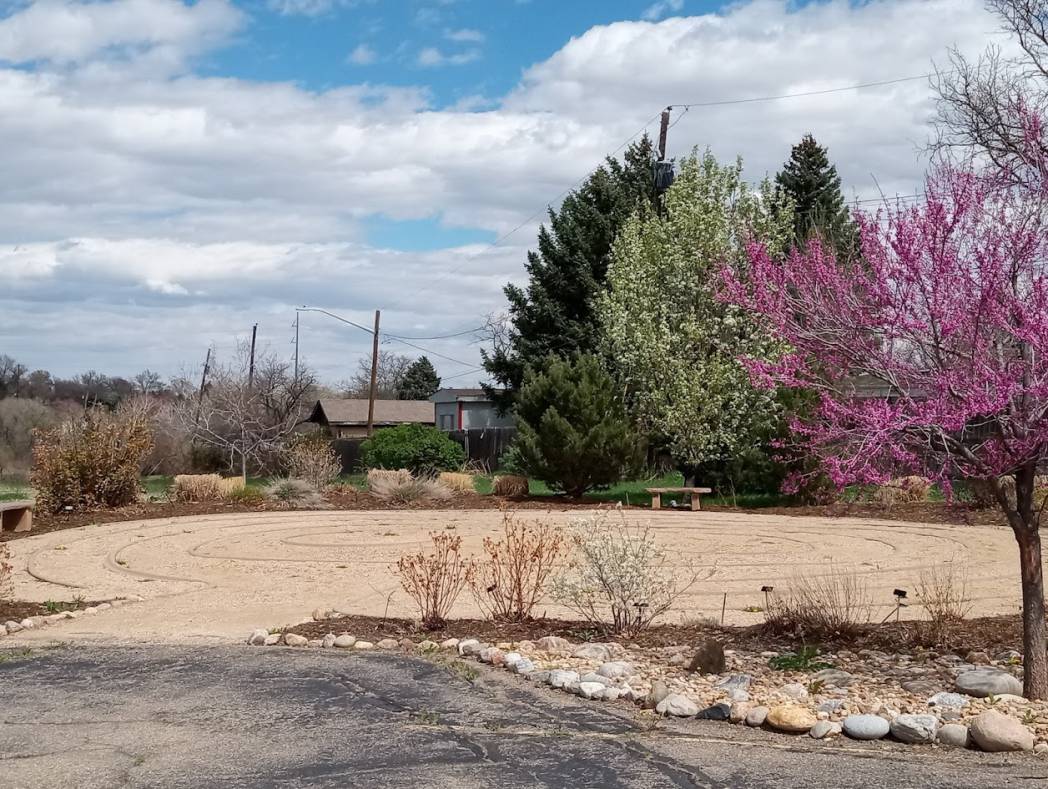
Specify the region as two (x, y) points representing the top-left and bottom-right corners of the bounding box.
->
(482, 137), (660, 412)
(396, 356), (441, 401)
(775, 134), (857, 260)
(510, 355), (641, 499)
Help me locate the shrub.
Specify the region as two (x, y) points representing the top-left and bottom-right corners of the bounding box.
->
(872, 476), (932, 506)
(287, 433), (341, 490)
(172, 474), (245, 502)
(367, 468), (413, 489)
(264, 478), (327, 509)
(913, 563), (972, 646)
(549, 509), (691, 635)
(763, 568), (872, 639)
(471, 511), (564, 621)
(360, 424), (465, 477)
(369, 476), (453, 504)
(437, 471), (475, 494)
(31, 407), (153, 513)
(492, 475), (528, 497)
(394, 532), (474, 628)
(512, 355), (641, 498)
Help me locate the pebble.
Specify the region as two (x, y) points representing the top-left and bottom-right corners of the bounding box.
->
(955, 668), (1024, 698)
(810, 721), (842, 740)
(842, 714), (891, 740)
(937, 723), (970, 748)
(333, 635), (356, 648)
(968, 709), (1034, 752)
(890, 714), (938, 744)
(745, 706), (770, 727)
(766, 705), (817, 734)
(656, 693), (699, 717)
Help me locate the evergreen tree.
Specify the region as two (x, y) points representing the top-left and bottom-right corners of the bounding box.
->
(482, 136), (660, 412)
(396, 356), (441, 400)
(511, 355), (641, 499)
(775, 134), (857, 260)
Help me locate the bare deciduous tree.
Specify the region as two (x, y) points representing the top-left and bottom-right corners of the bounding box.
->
(340, 351), (412, 399)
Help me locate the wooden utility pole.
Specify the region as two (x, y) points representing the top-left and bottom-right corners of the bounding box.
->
(658, 108), (671, 161)
(194, 347), (212, 425)
(366, 309), (381, 437)
(248, 323), (258, 389)
(293, 312), (300, 382)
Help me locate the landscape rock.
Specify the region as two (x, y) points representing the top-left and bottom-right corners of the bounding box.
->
(577, 682), (606, 700)
(478, 647), (504, 664)
(901, 679), (941, 696)
(284, 633), (308, 647)
(321, 634), (336, 649)
(247, 629), (268, 646)
(511, 658), (536, 675)
(377, 638), (399, 650)
(745, 706), (770, 727)
(714, 674), (752, 693)
(19, 618), (35, 629)
(927, 692), (969, 709)
(778, 683), (808, 701)
(955, 668), (1023, 698)
(810, 721), (842, 740)
(5, 620), (21, 633)
(572, 643), (612, 661)
(548, 670), (580, 689)
(842, 714), (890, 740)
(596, 661), (634, 679)
(811, 668), (855, 688)
(890, 714), (939, 744)
(333, 635), (356, 649)
(457, 638), (481, 656)
(937, 724), (970, 748)
(536, 636), (571, 652)
(353, 640), (374, 650)
(502, 651), (523, 668)
(686, 640), (725, 674)
(263, 634), (281, 646)
(579, 672), (613, 687)
(644, 681), (670, 710)
(729, 702), (751, 724)
(656, 693), (699, 717)
(696, 702), (731, 721)
(968, 709), (1034, 752)
(440, 638), (459, 650)
(765, 705), (817, 734)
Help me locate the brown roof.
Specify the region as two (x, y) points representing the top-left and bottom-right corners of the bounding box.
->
(308, 399), (434, 426)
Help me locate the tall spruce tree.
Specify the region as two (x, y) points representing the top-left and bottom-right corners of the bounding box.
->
(775, 134), (857, 260)
(482, 136), (659, 412)
(396, 356), (441, 400)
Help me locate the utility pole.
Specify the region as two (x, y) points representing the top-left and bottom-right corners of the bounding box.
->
(248, 323), (258, 389)
(194, 347), (212, 425)
(658, 107), (671, 160)
(293, 312), (300, 382)
(366, 309), (381, 437)
(655, 106), (675, 200)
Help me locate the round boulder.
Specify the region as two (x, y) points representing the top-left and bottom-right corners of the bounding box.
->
(955, 668), (1023, 699)
(656, 693), (699, 717)
(890, 714), (939, 744)
(936, 723), (970, 748)
(968, 709), (1034, 752)
(842, 714), (890, 741)
(766, 705), (817, 734)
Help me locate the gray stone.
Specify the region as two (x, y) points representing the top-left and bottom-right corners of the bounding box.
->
(321, 633), (336, 648)
(457, 638), (481, 656)
(901, 679), (941, 696)
(817, 699), (845, 714)
(577, 681), (606, 700)
(927, 692), (969, 709)
(548, 670), (580, 689)
(686, 639), (725, 674)
(511, 658), (536, 675)
(535, 635), (571, 652)
(779, 682), (808, 701)
(440, 638), (459, 650)
(284, 633), (308, 647)
(842, 714), (890, 740)
(596, 661), (634, 679)
(656, 693), (699, 717)
(572, 643), (611, 661)
(745, 706), (769, 727)
(811, 668), (854, 688)
(333, 635), (356, 648)
(968, 709), (1034, 752)
(376, 638), (399, 650)
(579, 672), (613, 687)
(644, 681), (670, 710)
(352, 640), (374, 650)
(714, 674), (752, 693)
(955, 668), (1023, 698)
(4, 620), (21, 633)
(696, 702), (731, 721)
(263, 634), (281, 646)
(890, 714), (938, 744)
(19, 618), (35, 629)
(810, 721), (842, 740)
(602, 687), (622, 702)
(937, 723), (970, 748)
(502, 651), (523, 668)
(247, 629), (268, 646)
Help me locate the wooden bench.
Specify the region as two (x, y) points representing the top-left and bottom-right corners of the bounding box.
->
(0, 499), (33, 532)
(646, 487), (713, 511)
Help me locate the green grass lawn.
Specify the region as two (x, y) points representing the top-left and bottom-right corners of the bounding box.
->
(0, 479), (31, 502)
(142, 475), (271, 500)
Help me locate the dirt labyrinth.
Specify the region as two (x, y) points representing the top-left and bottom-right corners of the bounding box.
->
(3, 509), (1032, 644)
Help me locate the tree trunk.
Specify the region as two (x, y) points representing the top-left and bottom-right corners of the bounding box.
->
(240, 451), (248, 484)
(1015, 526), (1048, 699)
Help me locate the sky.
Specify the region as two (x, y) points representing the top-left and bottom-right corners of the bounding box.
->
(0, 0), (1006, 388)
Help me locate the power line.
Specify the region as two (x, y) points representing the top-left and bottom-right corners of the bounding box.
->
(669, 73), (933, 110)
(384, 326), (484, 341)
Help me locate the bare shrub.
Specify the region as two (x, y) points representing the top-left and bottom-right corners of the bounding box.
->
(265, 478), (327, 510)
(872, 476), (932, 506)
(31, 407), (153, 513)
(394, 532), (474, 628)
(913, 563), (972, 646)
(492, 475), (528, 497)
(173, 474), (222, 502)
(0, 398), (56, 477)
(764, 568), (872, 639)
(287, 434), (341, 490)
(369, 476), (453, 504)
(549, 509), (692, 635)
(470, 511), (564, 621)
(438, 471), (476, 494)
(367, 468), (413, 490)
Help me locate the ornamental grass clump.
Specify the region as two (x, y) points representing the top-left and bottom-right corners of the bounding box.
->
(394, 532), (474, 628)
(470, 511), (564, 621)
(287, 433), (342, 490)
(550, 509), (692, 636)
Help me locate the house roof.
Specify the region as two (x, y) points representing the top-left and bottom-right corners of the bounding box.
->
(307, 399), (434, 426)
(430, 387), (499, 403)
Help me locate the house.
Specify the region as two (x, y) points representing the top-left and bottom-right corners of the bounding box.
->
(430, 388), (514, 431)
(305, 399), (434, 439)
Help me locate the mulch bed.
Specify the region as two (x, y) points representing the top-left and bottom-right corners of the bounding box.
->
(0, 598), (102, 622)
(285, 612), (1031, 657)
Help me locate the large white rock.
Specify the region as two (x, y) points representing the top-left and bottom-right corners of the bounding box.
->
(890, 714), (939, 744)
(247, 629), (268, 646)
(842, 714), (890, 740)
(284, 633), (308, 647)
(333, 635), (356, 648)
(656, 694), (699, 717)
(969, 710), (1034, 752)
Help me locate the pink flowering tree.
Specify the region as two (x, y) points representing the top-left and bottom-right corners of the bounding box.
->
(723, 166), (1048, 699)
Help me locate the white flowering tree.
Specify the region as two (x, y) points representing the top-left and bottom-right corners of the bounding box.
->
(599, 150), (794, 477)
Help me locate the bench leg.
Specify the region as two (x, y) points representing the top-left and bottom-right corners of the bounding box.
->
(689, 494), (701, 512)
(651, 493), (661, 510)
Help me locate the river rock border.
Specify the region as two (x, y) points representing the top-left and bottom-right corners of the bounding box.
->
(248, 615), (1048, 757)
(0, 595), (144, 637)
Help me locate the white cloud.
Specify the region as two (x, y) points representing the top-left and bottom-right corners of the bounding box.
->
(417, 45), (481, 67)
(0, 0), (1015, 382)
(642, 0), (684, 21)
(445, 27), (485, 43)
(267, 0), (374, 16)
(348, 43), (377, 65)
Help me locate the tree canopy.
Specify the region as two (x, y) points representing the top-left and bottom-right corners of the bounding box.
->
(482, 136), (660, 411)
(397, 356), (441, 400)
